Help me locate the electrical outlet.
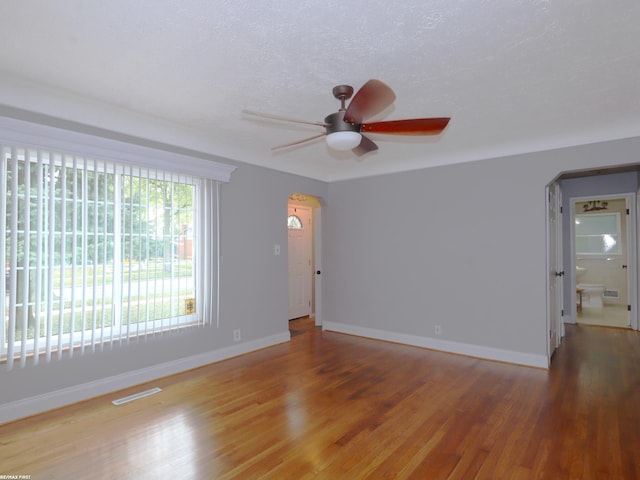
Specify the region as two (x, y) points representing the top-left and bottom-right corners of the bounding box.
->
(435, 325), (442, 336)
(233, 329), (241, 342)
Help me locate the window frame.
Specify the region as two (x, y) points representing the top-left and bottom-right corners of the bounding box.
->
(287, 214), (303, 230)
(574, 211), (622, 256)
(3, 149), (201, 361)
(0, 115), (234, 367)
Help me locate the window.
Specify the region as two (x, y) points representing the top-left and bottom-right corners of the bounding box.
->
(1, 143), (219, 369)
(575, 212), (622, 255)
(287, 215), (303, 230)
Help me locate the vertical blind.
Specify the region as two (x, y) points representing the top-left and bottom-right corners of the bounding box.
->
(1, 144), (217, 370)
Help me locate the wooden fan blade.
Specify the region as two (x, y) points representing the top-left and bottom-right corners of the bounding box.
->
(344, 79), (396, 124)
(353, 135), (378, 157)
(272, 133), (327, 150)
(243, 109), (327, 128)
(361, 117), (451, 135)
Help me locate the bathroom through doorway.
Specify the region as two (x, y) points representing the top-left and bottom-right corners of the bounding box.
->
(572, 195), (633, 329)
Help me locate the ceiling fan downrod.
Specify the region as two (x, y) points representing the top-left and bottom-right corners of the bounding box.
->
(332, 85), (354, 111)
(326, 84), (359, 136)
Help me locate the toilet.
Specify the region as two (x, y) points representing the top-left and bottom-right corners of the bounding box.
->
(576, 283), (605, 308)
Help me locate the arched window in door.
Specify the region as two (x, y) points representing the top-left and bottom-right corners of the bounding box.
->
(287, 215), (303, 230)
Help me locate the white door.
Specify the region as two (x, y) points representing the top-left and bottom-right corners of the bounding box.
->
(625, 196), (637, 329)
(546, 182), (563, 362)
(313, 207), (323, 327)
(629, 196), (638, 330)
(555, 185), (564, 341)
(288, 205), (312, 319)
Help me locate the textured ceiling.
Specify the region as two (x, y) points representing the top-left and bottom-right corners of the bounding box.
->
(0, 1), (639, 181)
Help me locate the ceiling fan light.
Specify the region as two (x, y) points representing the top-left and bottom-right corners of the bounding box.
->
(326, 131), (361, 151)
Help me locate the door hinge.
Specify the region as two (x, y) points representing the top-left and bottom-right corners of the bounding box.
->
(628, 305), (631, 312)
(560, 206), (563, 214)
(627, 208), (630, 215)
(561, 309), (564, 317)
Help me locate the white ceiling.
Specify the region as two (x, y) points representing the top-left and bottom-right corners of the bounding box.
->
(0, 1), (639, 182)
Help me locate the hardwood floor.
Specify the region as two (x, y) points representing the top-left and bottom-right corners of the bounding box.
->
(2, 323), (640, 479)
(289, 316), (320, 337)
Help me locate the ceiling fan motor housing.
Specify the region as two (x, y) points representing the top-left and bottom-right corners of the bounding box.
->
(324, 111), (359, 134)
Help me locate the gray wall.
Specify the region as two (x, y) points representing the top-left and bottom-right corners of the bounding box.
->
(218, 163), (326, 339)
(323, 138), (640, 358)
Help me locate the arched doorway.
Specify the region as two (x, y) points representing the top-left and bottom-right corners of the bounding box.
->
(287, 193), (322, 330)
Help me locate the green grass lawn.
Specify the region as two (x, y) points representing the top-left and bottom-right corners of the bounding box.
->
(8, 258), (196, 341)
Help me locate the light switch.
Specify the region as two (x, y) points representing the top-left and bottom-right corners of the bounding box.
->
(274, 244), (280, 255)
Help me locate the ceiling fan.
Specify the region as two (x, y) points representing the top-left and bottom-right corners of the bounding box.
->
(243, 79), (450, 156)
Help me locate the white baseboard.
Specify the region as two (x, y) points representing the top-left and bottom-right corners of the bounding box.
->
(0, 331), (290, 425)
(323, 321), (548, 369)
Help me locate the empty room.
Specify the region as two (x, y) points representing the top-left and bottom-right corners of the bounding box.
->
(1, 2), (640, 478)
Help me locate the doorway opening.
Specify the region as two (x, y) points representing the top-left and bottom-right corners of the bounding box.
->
(572, 195), (633, 329)
(287, 193), (322, 336)
(554, 167), (640, 336)
(547, 166), (640, 365)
